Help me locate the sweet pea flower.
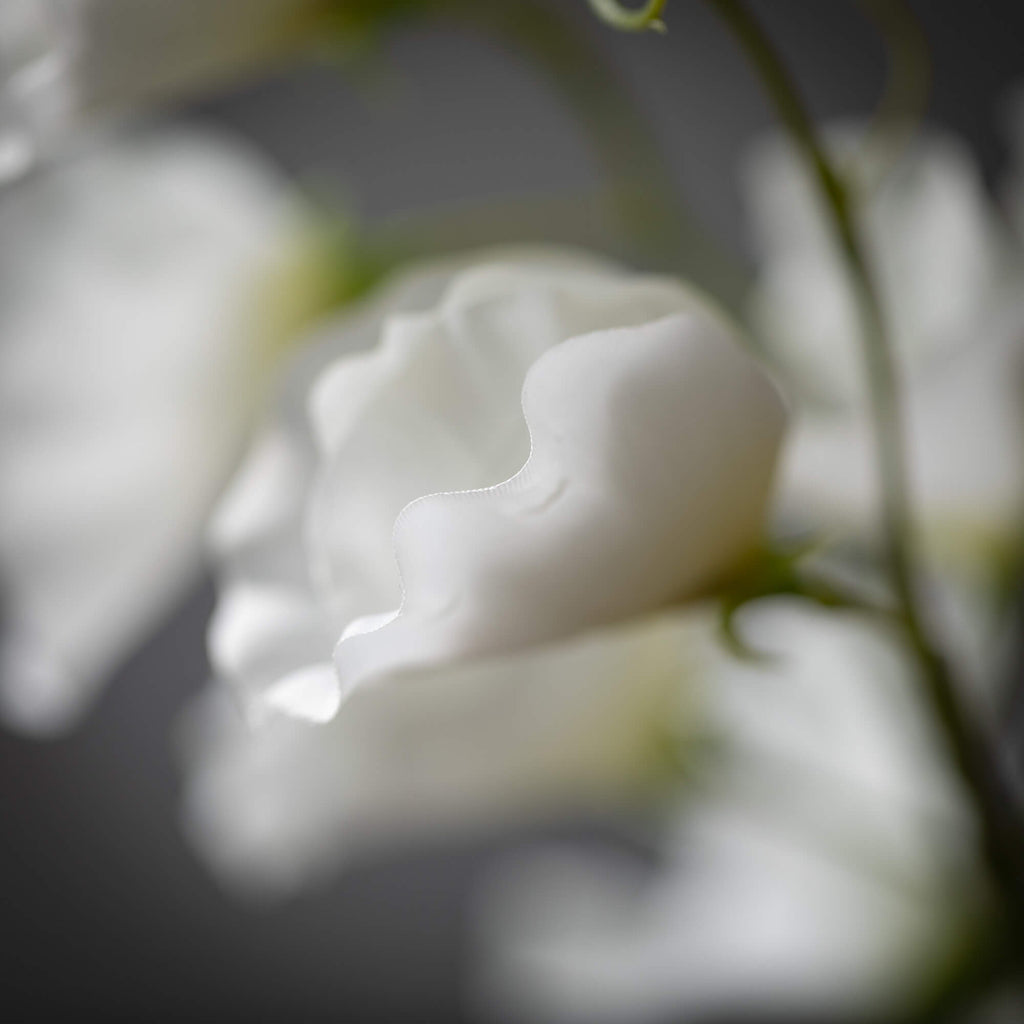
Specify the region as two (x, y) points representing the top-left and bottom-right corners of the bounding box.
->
(475, 600), (980, 1024)
(0, 127), (317, 733)
(749, 128), (1024, 586)
(181, 252), (786, 893)
(744, 127), (1024, 705)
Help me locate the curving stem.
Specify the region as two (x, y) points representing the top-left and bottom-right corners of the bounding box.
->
(705, 0), (1024, 934)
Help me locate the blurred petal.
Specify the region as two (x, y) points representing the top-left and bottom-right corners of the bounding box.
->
(0, 0), (79, 183)
(181, 612), (697, 897)
(749, 124), (1024, 693)
(745, 127), (1007, 405)
(0, 128), (308, 733)
(474, 601), (980, 1023)
(779, 300), (1024, 570)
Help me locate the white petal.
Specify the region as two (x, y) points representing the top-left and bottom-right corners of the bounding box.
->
(0, 129), (304, 733)
(263, 663), (341, 724)
(181, 612), (698, 897)
(303, 260), (697, 621)
(0, 0), (79, 183)
(333, 312), (785, 698)
(208, 250), (638, 723)
(778, 302), (1024, 569)
(207, 583), (334, 692)
(745, 127), (1006, 405)
(474, 602), (977, 1023)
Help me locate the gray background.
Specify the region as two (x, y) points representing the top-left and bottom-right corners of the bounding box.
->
(2, 2), (1023, 1021)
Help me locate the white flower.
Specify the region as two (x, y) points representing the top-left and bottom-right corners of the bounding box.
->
(749, 129), (1024, 562)
(474, 601), (980, 1024)
(751, 127), (1024, 682)
(181, 252), (786, 893)
(0, 127), (314, 733)
(746, 127), (1009, 407)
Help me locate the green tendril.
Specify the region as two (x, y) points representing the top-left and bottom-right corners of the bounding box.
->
(588, 0), (668, 34)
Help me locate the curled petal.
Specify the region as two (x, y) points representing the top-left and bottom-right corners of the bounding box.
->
(333, 312), (785, 700)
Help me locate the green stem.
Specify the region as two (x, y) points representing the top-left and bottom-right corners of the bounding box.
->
(705, 0), (1024, 926)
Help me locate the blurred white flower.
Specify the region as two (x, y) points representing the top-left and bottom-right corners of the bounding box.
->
(747, 128), (1009, 407)
(474, 601), (981, 1024)
(181, 253), (786, 893)
(0, 127), (315, 733)
(751, 127), (1024, 680)
(0, 0), (325, 185)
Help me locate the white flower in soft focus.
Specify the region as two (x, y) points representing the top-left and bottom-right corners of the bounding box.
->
(180, 253), (786, 894)
(474, 600), (980, 1024)
(750, 127), (1024, 682)
(0, 128), (315, 733)
(747, 127), (1008, 407)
